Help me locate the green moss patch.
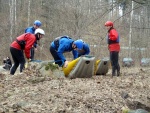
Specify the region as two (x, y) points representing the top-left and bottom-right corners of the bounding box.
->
(45, 63), (59, 71)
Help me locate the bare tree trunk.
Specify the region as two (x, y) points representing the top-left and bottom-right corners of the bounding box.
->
(14, 0), (17, 34)
(28, 0), (31, 26)
(129, 1), (134, 57)
(111, 0), (113, 17)
(9, 0), (14, 42)
(14, 0), (16, 25)
(88, 0), (91, 14)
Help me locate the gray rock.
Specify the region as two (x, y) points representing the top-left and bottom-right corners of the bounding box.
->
(128, 109), (149, 113)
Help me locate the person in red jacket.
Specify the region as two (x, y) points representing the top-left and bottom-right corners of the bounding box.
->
(105, 21), (120, 77)
(10, 28), (45, 75)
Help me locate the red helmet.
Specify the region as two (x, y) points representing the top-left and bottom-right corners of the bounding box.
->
(105, 21), (113, 26)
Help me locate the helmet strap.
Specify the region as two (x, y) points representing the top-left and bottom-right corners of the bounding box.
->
(35, 33), (40, 40)
(108, 27), (114, 32)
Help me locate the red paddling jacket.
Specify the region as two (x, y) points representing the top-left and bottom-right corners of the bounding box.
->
(10, 33), (36, 59)
(107, 27), (120, 52)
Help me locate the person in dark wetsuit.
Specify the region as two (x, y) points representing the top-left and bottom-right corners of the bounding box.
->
(105, 21), (120, 77)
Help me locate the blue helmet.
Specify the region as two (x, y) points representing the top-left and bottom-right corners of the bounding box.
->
(74, 39), (83, 50)
(34, 20), (42, 27)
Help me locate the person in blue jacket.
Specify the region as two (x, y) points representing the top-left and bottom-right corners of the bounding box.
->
(50, 36), (84, 68)
(77, 40), (90, 57)
(25, 20), (42, 60)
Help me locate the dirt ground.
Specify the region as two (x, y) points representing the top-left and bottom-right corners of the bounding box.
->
(0, 66), (150, 113)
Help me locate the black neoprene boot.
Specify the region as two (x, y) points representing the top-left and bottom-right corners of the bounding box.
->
(112, 67), (116, 77)
(117, 71), (120, 76)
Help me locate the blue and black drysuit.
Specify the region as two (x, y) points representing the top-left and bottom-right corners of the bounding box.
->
(50, 36), (78, 67)
(25, 26), (37, 60)
(25, 26), (35, 34)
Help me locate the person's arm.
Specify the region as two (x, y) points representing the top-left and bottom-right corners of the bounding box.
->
(33, 41), (38, 48)
(57, 50), (66, 63)
(25, 27), (35, 34)
(56, 39), (68, 63)
(63, 61), (69, 68)
(24, 34), (36, 59)
(72, 50), (78, 59)
(25, 28), (32, 33)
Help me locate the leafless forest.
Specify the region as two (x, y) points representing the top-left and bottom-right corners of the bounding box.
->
(0, 1), (150, 113)
(0, 0), (150, 65)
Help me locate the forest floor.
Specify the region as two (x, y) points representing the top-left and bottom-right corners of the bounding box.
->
(0, 66), (150, 113)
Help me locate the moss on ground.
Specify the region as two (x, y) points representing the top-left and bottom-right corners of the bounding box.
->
(45, 63), (59, 71)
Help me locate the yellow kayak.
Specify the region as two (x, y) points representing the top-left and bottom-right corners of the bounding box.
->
(94, 60), (100, 74)
(62, 58), (80, 77)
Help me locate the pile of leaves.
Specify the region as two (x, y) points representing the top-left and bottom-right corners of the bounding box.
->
(0, 66), (150, 113)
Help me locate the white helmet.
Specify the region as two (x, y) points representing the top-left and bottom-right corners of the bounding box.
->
(35, 28), (45, 35)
